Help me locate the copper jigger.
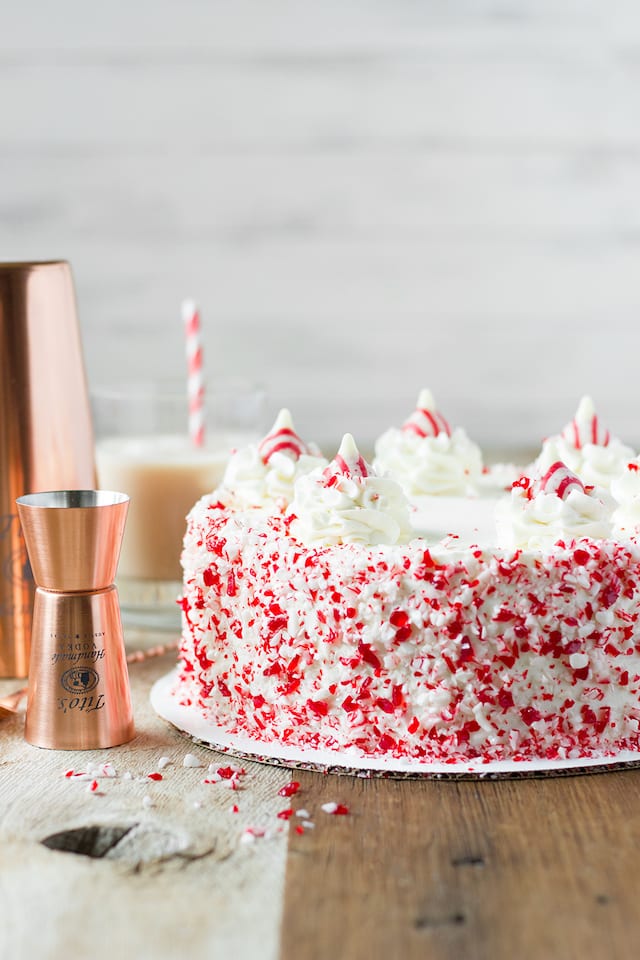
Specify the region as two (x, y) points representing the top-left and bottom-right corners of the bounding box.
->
(16, 490), (135, 750)
(0, 261), (96, 678)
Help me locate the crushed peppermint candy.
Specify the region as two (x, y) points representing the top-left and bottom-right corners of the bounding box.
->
(90, 762), (117, 778)
(158, 756), (172, 769)
(183, 753), (204, 768)
(278, 781), (301, 798)
(240, 826), (266, 844)
(569, 653), (589, 671)
(217, 765), (245, 779)
(321, 802), (350, 816)
(203, 765), (247, 789)
(65, 762), (118, 781)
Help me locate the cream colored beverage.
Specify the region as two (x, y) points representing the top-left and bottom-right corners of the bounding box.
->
(96, 434), (237, 582)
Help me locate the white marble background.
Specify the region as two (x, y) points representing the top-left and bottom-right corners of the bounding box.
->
(1, 0), (639, 456)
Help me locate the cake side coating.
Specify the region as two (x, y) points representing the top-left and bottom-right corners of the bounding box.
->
(177, 501), (640, 763)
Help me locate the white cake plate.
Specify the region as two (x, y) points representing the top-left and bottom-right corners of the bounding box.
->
(151, 669), (640, 780)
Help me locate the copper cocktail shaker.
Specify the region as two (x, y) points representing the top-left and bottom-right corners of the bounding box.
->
(0, 261), (96, 677)
(16, 490), (135, 750)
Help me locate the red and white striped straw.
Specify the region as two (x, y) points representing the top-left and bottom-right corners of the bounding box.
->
(182, 299), (205, 447)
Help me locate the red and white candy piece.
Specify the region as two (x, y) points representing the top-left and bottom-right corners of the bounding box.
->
(321, 801), (350, 816)
(537, 461), (585, 500)
(560, 396), (610, 449)
(401, 388), (451, 439)
(258, 409), (310, 464)
(329, 433), (369, 480)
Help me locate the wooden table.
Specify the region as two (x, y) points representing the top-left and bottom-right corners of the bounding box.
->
(2, 636), (640, 960)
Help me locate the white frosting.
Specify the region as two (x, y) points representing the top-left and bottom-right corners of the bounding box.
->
(289, 433), (413, 546)
(535, 397), (634, 490)
(373, 389), (483, 496)
(410, 493), (502, 548)
(219, 409), (326, 509)
(477, 462), (521, 491)
(496, 470), (613, 550)
(612, 458), (640, 536)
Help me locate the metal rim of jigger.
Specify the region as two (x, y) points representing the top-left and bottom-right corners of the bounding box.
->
(16, 490), (129, 510)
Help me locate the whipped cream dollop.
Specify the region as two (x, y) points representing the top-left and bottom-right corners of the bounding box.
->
(289, 433), (414, 546)
(220, 408), (327, 509)
(373, 388), (483, 496)
(496, 460), (613, 550)
(611, 458), (640, 536)
(534, 396), (634, 490)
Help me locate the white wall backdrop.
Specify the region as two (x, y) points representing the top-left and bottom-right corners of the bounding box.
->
(1, 0), (639, 456)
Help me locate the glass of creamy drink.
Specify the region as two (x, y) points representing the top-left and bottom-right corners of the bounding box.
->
(92, 380), (266, 632)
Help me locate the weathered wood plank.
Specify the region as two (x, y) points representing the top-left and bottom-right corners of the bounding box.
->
(280, 768), (640, 960)
(0, 652), (290, 960)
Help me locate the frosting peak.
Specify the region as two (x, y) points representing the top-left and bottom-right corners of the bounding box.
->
(258, 408), (310, 463)
(290, 435), (413, 546)
(497, 462), (612, 550)
(374, 389), (482, 496)
(328, 433), (370, 479)
(560, 396), (610, 449)
(535, 397), (634, 491)
(402, 388), (451, 439)
(220, 409), (327, 510)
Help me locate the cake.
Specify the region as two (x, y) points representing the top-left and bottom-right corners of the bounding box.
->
(175, 394), (640, 765)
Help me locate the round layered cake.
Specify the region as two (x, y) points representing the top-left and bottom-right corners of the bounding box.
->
(174, 394), (640, 764)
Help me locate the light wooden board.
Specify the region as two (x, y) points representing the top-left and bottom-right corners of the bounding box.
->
(0, 650), (291, 960)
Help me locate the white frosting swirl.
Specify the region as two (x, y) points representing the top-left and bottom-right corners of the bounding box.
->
(535, 397), (634, 490)
(496, 468), (613, 550)
(611, 458), (640, 536)
(373, 389), (483, 496)
(220, 409), (327, 509)
(289, 434), (413, 546)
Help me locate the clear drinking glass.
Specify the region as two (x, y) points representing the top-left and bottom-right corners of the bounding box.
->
(91, 379), (267, 632)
